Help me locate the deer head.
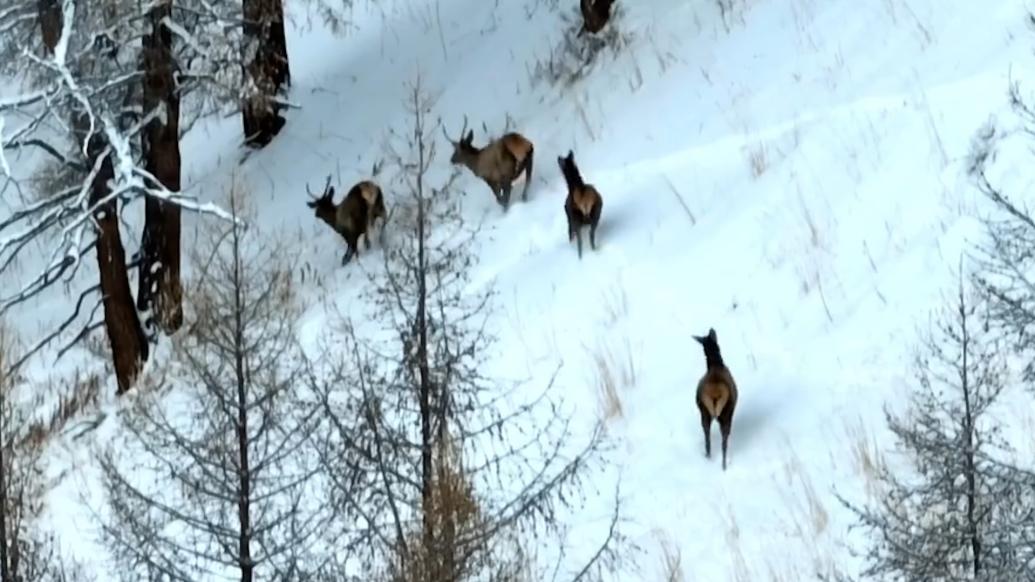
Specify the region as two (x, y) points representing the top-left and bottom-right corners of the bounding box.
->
(305, 175), (337, 224)
(442, 115), (477, 164)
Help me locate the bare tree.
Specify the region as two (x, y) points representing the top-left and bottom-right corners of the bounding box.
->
(838, 275), (1035, 580)
(0, 0), (242, 392)
(95, 185), (330, 581)
(963, 70), (1035, 578)
(311, 76), (627, 581)
(969, 80), (1035, 395)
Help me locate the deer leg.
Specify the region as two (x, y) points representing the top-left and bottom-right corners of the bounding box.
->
(699, 406), (713, 458)
(719, 404), (735, 470)
(589, 202), (602, 251)
(501, 182), (513, 211)
(576, 229), (583, 259)
(342, 234), (359, 266)
(522, 148), (534, 201)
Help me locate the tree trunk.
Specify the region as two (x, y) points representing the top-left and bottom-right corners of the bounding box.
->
(137, 0), (183, 335)
(241, 0), (291, 148)
(416, 185), (435, 567)
(229, 209), (254, 582)
(88, 134), (150, 395)
(958, 294), (982, 577)
(38, 0), (62, 55)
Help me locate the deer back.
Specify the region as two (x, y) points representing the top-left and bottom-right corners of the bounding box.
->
(696, 367), (737, 417)
(335, 188), (370, 235)
(475, 139), (521, 183)
(500, 133), (532, 168)
(572, 185), (601, 218)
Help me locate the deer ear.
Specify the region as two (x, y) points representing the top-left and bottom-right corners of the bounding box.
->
(465, 130), (474, 143)
(327, 186), (335, 198)
(708, 328), (717, 341)
(306, 200), (317, 208)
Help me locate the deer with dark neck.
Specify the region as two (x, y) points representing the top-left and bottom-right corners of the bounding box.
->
(693, 328), (738, 470)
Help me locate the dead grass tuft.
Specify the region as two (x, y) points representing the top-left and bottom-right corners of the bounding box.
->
(843, 416), (886, 500)
(21, 371), (102, 449)
(652, 529), (685, 582)
(385, 440), (534, 582)
(746, 143), (769, 179)
(589, 337), (637, 423)
(602, 283), (629, 326)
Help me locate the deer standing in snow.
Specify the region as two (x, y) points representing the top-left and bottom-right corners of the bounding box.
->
(305, 173), (387, 266)
(443, 116), (535, 211)
(694, 328), (738, 470)
(556, 150), (603, 258)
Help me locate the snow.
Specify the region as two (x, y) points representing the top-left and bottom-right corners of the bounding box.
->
(3, 0), (1035, 578)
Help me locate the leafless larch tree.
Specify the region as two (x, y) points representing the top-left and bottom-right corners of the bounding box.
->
(95, 189), (332, 581)
(838, 276), (1035, 580)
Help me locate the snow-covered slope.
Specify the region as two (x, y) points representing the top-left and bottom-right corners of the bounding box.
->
(7, 0), (1035, 578)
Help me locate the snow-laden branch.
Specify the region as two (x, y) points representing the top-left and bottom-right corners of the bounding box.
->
(162, 17), (211, 62)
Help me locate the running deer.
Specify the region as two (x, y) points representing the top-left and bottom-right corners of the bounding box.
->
(443, 116), (534, 210)
(694, 328), (738, 470)
(556, 150), (603, 258)
(305, 174), (387, 266)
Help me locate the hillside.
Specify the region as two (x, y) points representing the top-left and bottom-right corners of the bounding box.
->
(3, 0), (1034, 578)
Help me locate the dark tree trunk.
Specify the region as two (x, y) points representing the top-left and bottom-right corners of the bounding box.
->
(38, 0), (62, 55)
(88, 134), (150, 395)
(137, 0), (184, 335)
(229, 211), (254, 582)
(959, 299), (982, 576)
(241, 0), (291, 148)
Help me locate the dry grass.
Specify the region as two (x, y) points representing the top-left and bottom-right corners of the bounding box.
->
(652, 529), (685, 582)
(842, 416), (885, 500)
(0, 321), (102, 450)
(780, 450), (829, 537)
(746, 143), (769, 179)
(590, 337), (637, 423)
(384, 440), (534, 582)
(602, 283), (629, 326)
(21, 371), (102, 449)
(721, 505), (753, 582)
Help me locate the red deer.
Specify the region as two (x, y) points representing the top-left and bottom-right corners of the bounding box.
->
(694, 328), (738, 470)
(305, 175), (387, 266)
(556, 150), (602, 258)
(579, 0), (616, 36)
(443, 116), (534, 211)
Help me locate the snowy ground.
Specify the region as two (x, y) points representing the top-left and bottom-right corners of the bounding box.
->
(5, 0), (1035, 578)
